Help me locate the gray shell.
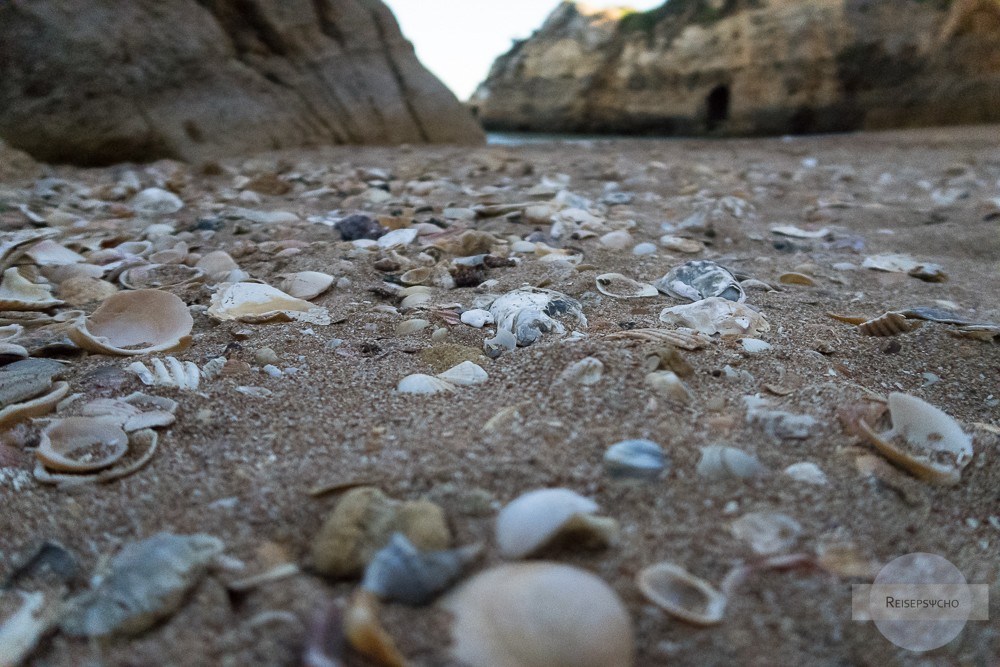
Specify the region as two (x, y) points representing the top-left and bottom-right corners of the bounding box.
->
(361, 533), (480, 606)
(655, 261), (744, 303)
(488, 287), (587, 347)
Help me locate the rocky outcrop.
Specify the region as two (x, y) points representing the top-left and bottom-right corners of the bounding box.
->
(472, 0), (1000, 136)
(0, 0), (484, 166)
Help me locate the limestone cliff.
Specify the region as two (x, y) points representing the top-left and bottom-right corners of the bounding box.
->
(472, 0), (1000, 135)
(0, 0), (484, 165)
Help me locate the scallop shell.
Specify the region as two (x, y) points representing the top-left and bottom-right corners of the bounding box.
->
(207, 282), (331, 325)
(655, 261), (744, 303)
(361, 533), (482, 606)
(495, 488), (618, 559)
(436, 361), (488, 386)
(396, 373), (456, 395)
(858, 392), (973, 486)
(70, 289), (193, 355)
(59, 533), (224, 637)
(637, 562), (727, 625)
(280, 271), (334, 300)
(594, 273), (658, 299)
(696, 445), (769, 481)
(35, 417), (129, 472)
(604, 439), (667, 480)
(442, 563), (634, 667)
(118, 263), (205, 290)
(605, 327), (711, 350)
(488, 287), (587, 347)
(0, 268), (63, 310)
(659, 297), (769, 337)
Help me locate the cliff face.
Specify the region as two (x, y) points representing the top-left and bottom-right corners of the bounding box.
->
(0, 0), (484, 166)
(472, 0), (1000, 135)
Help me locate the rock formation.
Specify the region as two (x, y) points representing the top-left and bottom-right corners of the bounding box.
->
(0, 0), (484, 165)
(472, 0), (1000, 136)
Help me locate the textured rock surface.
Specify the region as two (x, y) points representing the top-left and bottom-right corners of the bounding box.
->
(0, 0), (483, 165)
(472, 0), (1000, 136)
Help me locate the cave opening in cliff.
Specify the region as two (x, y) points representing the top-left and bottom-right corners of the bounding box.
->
(706, 84), (730, 131)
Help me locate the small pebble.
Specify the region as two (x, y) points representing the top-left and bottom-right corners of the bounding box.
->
(604, 439), (667, 480)
(262, 364), (282, 378)
(632, 242), (657, 255)
(254, 347), (279, 365)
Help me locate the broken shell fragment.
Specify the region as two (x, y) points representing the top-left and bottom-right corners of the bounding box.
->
(208, 282), (331, 325)
(660, 297), (769, 337)
(36, 417), (129, 472)
(558, 357), (604, 385)
(637, 562), (727, 625)
(655, 261), (744, 303)
(595, 273), (658, 299)
(488, 287), (587, 347)
(862, 254), (946, 282)
(858, 392), (973, 485)
(0, 381), (69, 428)
(495, 488), (618, 559)
(0, 268), (63, 310)
(730, 512), (802, 555)
(118, 263), (204, 290)
(361, 533), (481, 606)
(436, 361), (488, 386)
(343, 590), (406, 667)
(128, 357), (200, 390)
(696, 445), (768, 481)
(604, 439), (667, 480)
(443, 563), (634, 667)
(397, 373), (456, 394)
(59, 533), (224, 637)
(644, 370), (692, 402)
(280, 271), (334, 300)
(70, 289), (193, 355)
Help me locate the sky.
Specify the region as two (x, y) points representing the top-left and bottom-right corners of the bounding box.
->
(385, 1), (664, 101)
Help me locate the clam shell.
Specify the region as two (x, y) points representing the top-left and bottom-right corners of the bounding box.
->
(604, 439), (667, 480)
(0, 381), (69, 428)
(0, 268), (62, 310)
(399, 267), (432, 286)
(0, 228), (61, 272)
(70, 289), (193, 355)
(35, 428), (159, 487)
(696, 445), (768, 481)
(207, 282), (331, 325)
(195, 251), (240, 281)
(60, 533), (223, 637)
(36, 417), (129, 472)
(436, 361), (488, 386)
(730, 512), (802, 555)
(399, 285), (433, 310)
(637, 562), (727, 625)
(118, 263), (205, 290)
(397, 373), (456, 394)
(280, 271), (334, 300)
(594, 273), (658, 299)
(488, 287), (587, 347)
(495, 488), (617, 559)
(442, 563), (634, 667)
(395, 318), (430, 336)
(659, 297), (769, 337)
(361, 533), (481, 606)
(57, 277), (119, 306)
(24, 239), (86, 266)
(655, 260), (744, 303)
(858, 392), (973, 485)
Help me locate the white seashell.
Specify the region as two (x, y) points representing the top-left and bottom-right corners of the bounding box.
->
(741, 338), (771, 354)
(637, 562), (727, 625)
(0, 228), (61, 272)
(200, 357), (227, 381)
(195, 251), (240, 281)
(770, 225), (830, 239)
(70, 289), (193, 355)
(460, 308), (494, 328)
(594, 273), (658, 299)
(604, 439), (666, 480)
(395, 319), (430, 336)
(280, 271), (334, 300)
(632, 242), (657, 255)
(858, 392), (973, 485)
(35, 417), (129, 472)
(783, 462), (828, 485)
(397, 374), (456, 395)
(24, 239), (85, 266)
(644, 370), (692, 402)
(696, 445), (768, 481)
(730, 512), (802, 555)
(483, 328), (517, 358)
(377, 228), (418, 249)
(399, 285), (433, 310)
(60, 533), (223, 637)
(443, 563), (634, 667)
(495, 488), (617, 559)
(488, 287), (587, 347)
(128, 356), (200, 390)
(436, 361), (488, 386)
(0, 373), (70, 429)
(655, 260), (744, 302)
(660, 297), (769, 337)
(77, 392), (178, 432)
(362, 533), (481, 606)
(0, 591), (50, 667)
(207, 282), (331, 325)
(557, 357), (604, 385)
(0, 268), (63, 310)
(132, 188), (183, 216)
(599, 230), (632, 249)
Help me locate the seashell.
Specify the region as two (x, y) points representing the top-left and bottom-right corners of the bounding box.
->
(0, 268), (63, 310)
(655, 260), (744, 303)
(442, 562), (634, 667)
(200, 356), (227, 381)
(488, 287), (587, 347)
(730, 512), (802, 555)
(771, 225), (831, 239)
(207, 282), (331, 325)
(829, 311), (922, 337)
(483, 328), (517, 358)
(637, 561), (727, 625)
(659, 235), (704, 253)
(0, 380), (69, 428)
(399, 267), (432, 286)
(397, 373), (456, 394)
(399, 285), (433, 310)
(377, 228), (418, 249)
(128, 357), (200, 390)
(195, 251), (240, 281)
(343, 590), (406, 667)
(70, 289), (193, 355)
(0, 358), (65, 408)
(460, 308), (494, 328)
(696, 445), (768, 481)
(495, 488), (618, 559)
(783, 462), (828, 485)
(395, 318), (430, 336)
(24, 239), (86, 266)
(858, 392), (973, 485)
(42, 262), (106, 284)
(0, 342), (29, 364)
(594, 273), (658, 299)
(862, 254), (946, 282)
(118, 263), (204, 290)
(0, 323), (22, 342)
(605, 326), (711, 350)
(744, 396), (817, 440)
(436, 361), (488, 386)
(78, 393), (177, 432)
(280, 271), (334, 300)
(35, 417), (129, 472)
(0, 228), (61, 272)
(58, 276), (118, 306)
(741, 338), (771, 354)
(0, 591), (51, 667)
(660, 297), (769, 337)
(778, 272), (816, 286)
(361, 533), (481, 606)
(59, 533), (223, 637)
(604, 439), (667, 480)
(644, 370), (691, 402)
(558, 357), (603, 385)
(132, 187), (184, 216)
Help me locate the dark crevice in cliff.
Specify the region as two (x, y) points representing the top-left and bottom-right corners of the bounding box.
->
(311, 0), (346, 47)
(365, 5), (428, 141)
